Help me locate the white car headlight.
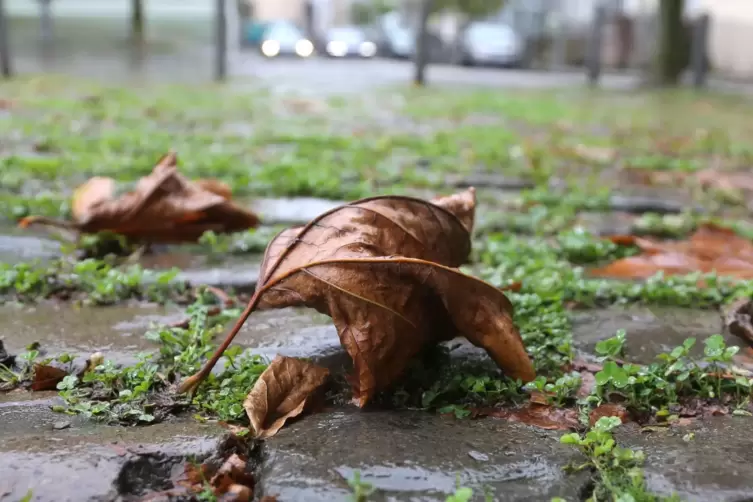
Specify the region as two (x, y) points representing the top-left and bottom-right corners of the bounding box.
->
(295, 39), (314, 57)
(326, 40), (348, 57)
(261, 40), (280, 57)
(359, 41), (376, 57)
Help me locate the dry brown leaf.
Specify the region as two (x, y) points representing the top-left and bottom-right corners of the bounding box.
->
(175, 453), (254, 502)
(18, 152), (259, 243)
(592, 223), (753, 280)
(576, 371), (597, 399)
(478, 403), (579, 431)
(244, 356), (330, 439)
(589, 403), (630, 426)
(695, 167), (753, 194)
(724, 297), (753, 346)
(31, 364), (68, 391)
(572, 144), (616, 164)
(180, 189), (535, 407)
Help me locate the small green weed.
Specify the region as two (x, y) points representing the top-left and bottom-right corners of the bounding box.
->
(0, 344), (76, 391)
(347, 471), (376, 502)
(587, 332), (751, 413)
(0, 258), (184, 305)
(55, 299), (268, 424)
(560, 416), (680, 502)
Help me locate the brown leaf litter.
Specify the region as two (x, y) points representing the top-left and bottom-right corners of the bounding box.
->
(589, 403), (630, 426)
(474, 402), (580, 431)
(244, 356), (329, 438)
(141, 452), (259, 502)
(30, 364), (69, 391)
(591, 223), (753, 280)
(179, 188), (535, 410)
(724, 297), (753, 347)
(1, 349), (104, 393)
(18, 152), (260, 244)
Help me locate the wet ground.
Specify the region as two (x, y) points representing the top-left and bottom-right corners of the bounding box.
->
(3, 192), (753, 501)
(3, 294), (753, 501)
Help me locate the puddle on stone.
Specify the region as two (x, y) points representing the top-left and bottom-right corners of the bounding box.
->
(257, 409), (585, 502)
(0, 304), (183, 364)
(137, 251), (263, 293)
(571, 306), (733, 363)
(0, 397), (224, 502)
(617, 417), (753, 502)
(249, 197), (345, 225)
(575, 210), (636, 236)
(0, 232), (63, 265)
(234, 307), (342, 362)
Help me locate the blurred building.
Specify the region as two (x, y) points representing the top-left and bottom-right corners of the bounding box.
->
(248, 0), (352, 31)
(697, 0), (753, 79)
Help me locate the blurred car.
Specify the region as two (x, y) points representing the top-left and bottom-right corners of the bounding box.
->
(457, 22), (524, 67)
(243, 21), (269, 47)
(324, 26), (377, 58)
(373, 12), (413, 59)
(384, 25), (414, 59)
(254, 20), (315, 58)
(372, 12), (448, 62)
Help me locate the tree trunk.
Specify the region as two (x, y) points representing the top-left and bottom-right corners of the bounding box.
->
(0, 0), (11, 78)
(215, 0), (227, 81)
(39, 0), (53, 59)
(656, 0), (684, 85)
(412, 0), (432, 86)
(131, 0), (144, 43)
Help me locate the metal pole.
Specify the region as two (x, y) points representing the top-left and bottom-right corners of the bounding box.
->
(586, 4), (606, 86)
(214, 0), (227, 81)
(0, 0), (10, 78)
(690, 13), (709, 88)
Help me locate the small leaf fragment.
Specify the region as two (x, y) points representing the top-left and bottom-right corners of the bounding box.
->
(244, 356), (329, 439)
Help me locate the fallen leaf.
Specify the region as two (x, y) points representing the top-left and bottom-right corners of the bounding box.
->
(570, 359), (603, 373)
(480, 403), (579, 431)
(219, 484), (252, 502)
(177, 453), (254, 502)
(576, 371), (597, 398)
(31, 364), (68, 391)
(703, 404), (729, 417)
(499, 281), (522, 293)
(244, 356), (330, 439)
(210, 454), (255, 498)
(529, 390), (551, 406)
(695, 167), (753, 195)
(589, 403), (629, 426)
(181, 189), (535, 407)
(673, 417), (696, 427)
(571, 144), (615, 164)
(733, 346), (753, 371)
(593, 223), (753, 280)
(724, 297), (753, 346)
(19, 152), (259, 243)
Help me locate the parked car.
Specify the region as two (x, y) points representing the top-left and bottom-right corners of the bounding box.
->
(323, 26), (377, 58)
(372, 12), (412, 59)
(457, 22), (525, 67)
(372, 12), (449, 62)
(243, 21), (270, 47)
(247, 20), (315, 58)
